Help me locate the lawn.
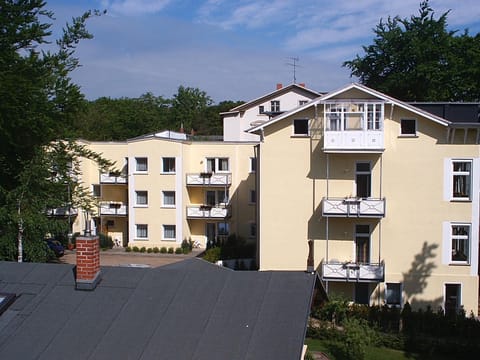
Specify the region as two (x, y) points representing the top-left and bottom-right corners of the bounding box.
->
(305, 338), (420, 360)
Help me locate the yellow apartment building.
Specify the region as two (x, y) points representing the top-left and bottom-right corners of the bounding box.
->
(72, 82), (479, 316)
(74, 131), (257, 250)
(248, 83), (480, 315)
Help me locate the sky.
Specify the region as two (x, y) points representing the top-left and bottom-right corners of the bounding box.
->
(45, 0), (480, 103)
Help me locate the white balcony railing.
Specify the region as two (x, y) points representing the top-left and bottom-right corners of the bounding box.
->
(48, 207), (78, 216)
(323, 130), (384, 151)
(186, 173), (231, 186)
(100, 173), (127, 184)
(322, 197), (385, 217)
(186, 206), (230, 219)
(322, 261), (385, 282)
(99, 203), (127, 215)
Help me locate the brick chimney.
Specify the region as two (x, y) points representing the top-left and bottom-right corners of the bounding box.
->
(75, 236), (101, 290)
(276, 83), (283, 90)
(299, 83), (306, 88)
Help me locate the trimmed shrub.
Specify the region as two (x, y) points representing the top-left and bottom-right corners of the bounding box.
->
(125, 246), (132, 252)
(140, 246), (146, 253)
(99, 233), (114, 249)
(132, 246), (139, 252)
(160, 247), (167, 253)
(153, 247), (159, 253)
(168, 247), (174, 254)
(203, 247), (221, 263)
(175, 247), (182, 254)
(147, 248), (153, 253)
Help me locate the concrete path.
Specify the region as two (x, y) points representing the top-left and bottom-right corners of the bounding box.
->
(59, 247), (204, 268)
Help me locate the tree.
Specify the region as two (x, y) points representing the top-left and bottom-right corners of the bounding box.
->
(0, 1), (112, 262)
(343, 0), (480, 101)
(171, 86), (213, 133)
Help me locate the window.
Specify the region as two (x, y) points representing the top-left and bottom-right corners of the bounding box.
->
(206, 190), (229, 206)
(0, 292), (16, 315)
(249, 223), (257, 238)
(163, 225), (176, 240)
(451, 224), (470, 263)
(270, 100), (280, 112)
(299, 100), (308, 106)
(367, 104), (382, 130)
(355, 225), (370, 264)
(136, 224), (148, 239)
(356, 162), (371, 198)
(250, 157), (257, 173)
(135, 157), (148, 172)
(452, 161), (471, 199)
(206, 157), (229, 173)
(217, 222), (229, 236)
(162, 157), (176, 173)
(135, 191), (148, 206)
(385, 283), (402, 306)
(444, 284), (461, 317)
(92, 184), (101, 197)
(400, 119), (416, 136)
(293, 119), (309, 135)
(162, 191), (175, 207)
(249, 189), (256, 204)
(259, 105), (265, 114)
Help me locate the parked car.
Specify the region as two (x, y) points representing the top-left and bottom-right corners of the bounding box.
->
(45, 239), (64, 257)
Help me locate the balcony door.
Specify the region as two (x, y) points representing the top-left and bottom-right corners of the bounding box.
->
(356, 162), (371, 198)
(355, 225), (370, 264)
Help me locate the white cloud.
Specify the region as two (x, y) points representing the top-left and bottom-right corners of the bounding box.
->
(101, 0), (171, 15)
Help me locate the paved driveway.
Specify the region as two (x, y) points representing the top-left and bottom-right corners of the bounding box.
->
(59, 248), (204, 268)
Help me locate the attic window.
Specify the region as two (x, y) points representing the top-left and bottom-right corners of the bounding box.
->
(0, 292), (16, 315)
(259, 106), (265, 114)
(400, 119), (416, 136)
(293, 119), (309, 136)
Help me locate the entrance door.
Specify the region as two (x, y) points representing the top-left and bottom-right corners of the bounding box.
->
(206, 223), (216, 248)
(355, 283), (370, 304)
(356, 162), (371, 198)
(445, 284), (461, 317)
(355, 225), (370, 264)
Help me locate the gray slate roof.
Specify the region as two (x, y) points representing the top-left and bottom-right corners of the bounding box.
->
(0, 259), (315, 360)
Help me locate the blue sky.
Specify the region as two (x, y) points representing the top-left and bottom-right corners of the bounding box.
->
(46, 0), (480, 103)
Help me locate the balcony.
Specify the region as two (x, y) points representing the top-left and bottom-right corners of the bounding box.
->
(186, 205), (230, 219)
(100, 173), (127, 184)
(48, 207), (78, 217)
(322, 261), (385, 282)
(186, 173), (231, 186)
(99, 202), (127, 216)
(322, 197), (385, 218)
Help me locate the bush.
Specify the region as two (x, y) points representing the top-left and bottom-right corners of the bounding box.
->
(203, 247), (221, 263)
(338, 318), (377, 360)
(140, 246), (146, 253)
(132, 246), (139, 252)
(175, 247), (183, 254)
(153, 247), (159, 253)
(181, 238), (192, 253)
(125, 246), (132, 252)
(168, 247), (174, 254)
(160, 247), (167, 253)
(147, 248), (153, 253)
(99, 233), (114, 249)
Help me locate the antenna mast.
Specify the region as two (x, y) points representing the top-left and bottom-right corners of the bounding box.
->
(287, 57), (300, 83)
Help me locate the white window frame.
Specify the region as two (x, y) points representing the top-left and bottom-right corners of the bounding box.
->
(299, 100), (308, 106)
(258, 105), (265, 114)
(451, 160), (472, 200)
(135, 157), (148, 173)
(385, 282), (402, 307)
(205, 157), (229, 173)
(162, 157), (176, 174)
(163, 225), (176, 241)
(135, 190), (148, 207)
(293, 119), (309, 136)
(135, 224), (148, 240)
(162, 191), (176, 207)
(270, 100), (280, 112)
(450, 223), (470, 264)
(400, 119), (417, 136)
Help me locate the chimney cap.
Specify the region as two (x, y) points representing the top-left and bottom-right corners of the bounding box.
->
(276, 83), (283, 90)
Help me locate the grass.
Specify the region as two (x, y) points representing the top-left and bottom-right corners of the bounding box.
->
(305, 338), (420, 360)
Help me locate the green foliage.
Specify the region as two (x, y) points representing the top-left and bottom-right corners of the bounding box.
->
(152, 247), (159, 253)
(147, 248), (153, 253)
(160, 247), (167, 253)
(139, 246), (146, 253)
(340, 318), (378, 360)
(125, 246), (131, 252)
(167, 247), (174, 254)
(181, 238), (192, 253)
(203, 247), (221, 263)
(98, 233), (114, 249)
(344, 0), (480, 101)
(175, 247), (182, 254)
(132, 246), (139, 252)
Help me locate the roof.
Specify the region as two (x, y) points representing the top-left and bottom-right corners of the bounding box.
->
(223, 83), (323, 114)
(0, 259), (316, 360)
(247, 83), (451, 134)
(409, 102), (480, 123)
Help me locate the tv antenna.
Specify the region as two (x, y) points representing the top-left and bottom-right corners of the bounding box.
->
(286, 57), (300, 83)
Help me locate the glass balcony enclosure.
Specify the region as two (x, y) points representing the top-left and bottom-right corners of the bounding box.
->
(323, 101), (384, 151)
